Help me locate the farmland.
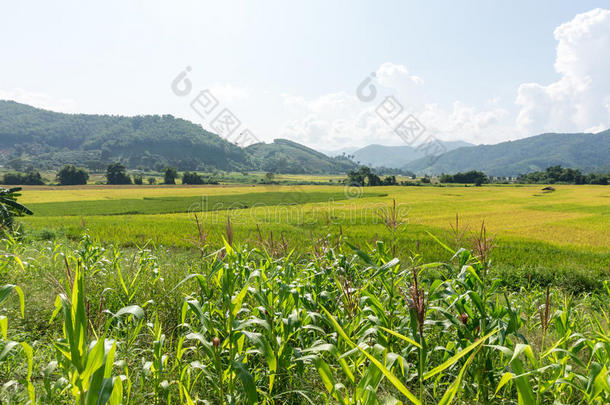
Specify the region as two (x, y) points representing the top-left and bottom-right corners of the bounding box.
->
(1, 183), (609, 403)
(16, 184), (610, 289)
(4, 2), (610, 403)
(17, 184), (609, 248)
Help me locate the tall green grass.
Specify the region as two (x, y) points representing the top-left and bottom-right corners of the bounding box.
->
(19, 214), (610, 293)
(1, 221), (609, 403)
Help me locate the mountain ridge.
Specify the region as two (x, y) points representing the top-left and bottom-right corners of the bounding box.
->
(0, 100), (354, 174)
(2, 100), (608, 176)
(346, 141), (473, 168)
(403, 131), (610, 176)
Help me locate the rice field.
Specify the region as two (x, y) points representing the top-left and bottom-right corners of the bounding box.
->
(18, 183), (609, 250)
(13, 183), (609, 292)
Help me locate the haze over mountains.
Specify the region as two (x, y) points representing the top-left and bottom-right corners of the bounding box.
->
(337, 141), (473, 169)
(0, 100), (608, 176)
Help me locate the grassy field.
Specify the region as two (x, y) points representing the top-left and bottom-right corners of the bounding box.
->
(25, 190), (387, 216)
(18, 183), (609, 248)
(16, 183), (610, 292)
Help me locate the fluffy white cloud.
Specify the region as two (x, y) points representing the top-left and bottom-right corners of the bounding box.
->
(278, 63), (511, 149)
(420, 102), (511, 144)
(375, 63), (425, 109)
(0, 88), (78, 113)
(280, 9), (610, 150)
(516, 8), (610, 134)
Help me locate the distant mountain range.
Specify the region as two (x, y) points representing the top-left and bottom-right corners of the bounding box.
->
(0, 101), (354, 174)
(1, 100), (608, 176)
(340, 141), (473, 168)
(318, 146), (360, 156)
(403, 131), (610, 176)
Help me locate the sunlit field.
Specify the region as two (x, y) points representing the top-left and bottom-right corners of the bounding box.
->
(3, 2), (610, 403)
(19, 183), (609, 249)
(16, 183), (610, 293)
(2, 182), (610, 404)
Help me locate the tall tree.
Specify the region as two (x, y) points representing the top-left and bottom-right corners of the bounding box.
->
(106, 163), (132, 185)
(164, 167), (178, 185)
(346, 166), (382, 186)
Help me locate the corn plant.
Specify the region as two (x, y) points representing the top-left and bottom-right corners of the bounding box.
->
(49, 255), (123, 404)
(0, 222), (609, 404)
(0, 283), (34, 402)
(142, 317), (173, 404)
(179, 240), (259, 403)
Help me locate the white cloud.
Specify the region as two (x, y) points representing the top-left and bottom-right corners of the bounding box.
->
(376, 63), (424, 87)
(516, 8), (610, 134)
(278, 63), (511, 149)
(420, 102), (511, 144)
(7, 9), (607, 152)
(281, 93), (307, 110)
(279, 9), (610, 150)
(0, 88), (78, 113)
(279, 91), (397, 149)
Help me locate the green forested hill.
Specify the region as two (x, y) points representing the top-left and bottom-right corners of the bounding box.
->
(4, 100), (607, 176)
(0, 101), (353, 173)
(403, 131), (610, 176)
(246, 139), (356, 173)
(0, 100), (248, 171)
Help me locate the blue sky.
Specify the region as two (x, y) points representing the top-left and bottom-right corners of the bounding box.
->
(1, 1), (609, 149)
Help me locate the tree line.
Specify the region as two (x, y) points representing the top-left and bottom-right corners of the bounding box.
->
(517, 165), (609, 185)
(3, 164), (608, 187)
(345, 167), (398, 186)
(0, 164), (220, 186)
(345, 166), (609, 186)
(439, 170), (489, 185)
(0, 101), (248, 172)
(1, 102), (357, 174)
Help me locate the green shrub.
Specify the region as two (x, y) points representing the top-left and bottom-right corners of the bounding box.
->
(57, 165), (89, 185)
(1, 171), (45, 185)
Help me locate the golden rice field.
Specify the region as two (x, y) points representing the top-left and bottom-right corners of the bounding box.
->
(18, 183), (609, 249)
(15, 183), (609, 290)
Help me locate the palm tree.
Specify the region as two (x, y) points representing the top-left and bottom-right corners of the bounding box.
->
(0, 187), (33, 231)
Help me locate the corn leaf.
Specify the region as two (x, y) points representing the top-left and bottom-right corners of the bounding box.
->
(424, 329), (498, 380)
(320, 304), (421, 405)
